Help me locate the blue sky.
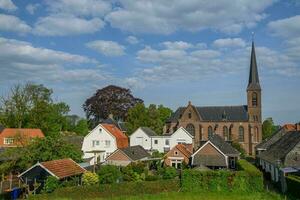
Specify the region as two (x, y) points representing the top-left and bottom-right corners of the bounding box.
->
(0, 0), (299, 125)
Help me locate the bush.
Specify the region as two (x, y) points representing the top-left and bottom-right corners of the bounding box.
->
(145, 174), (160, 181)
(98, 165), (122, 184)
(42, 176), (60, 193)
(82, 172), (99, 186)
(61, 177), (79, 187)
(160, 167), (177, 179)
(286, 175), (300, 198)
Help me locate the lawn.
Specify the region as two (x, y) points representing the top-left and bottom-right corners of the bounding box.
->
(29, 191), (284, 200)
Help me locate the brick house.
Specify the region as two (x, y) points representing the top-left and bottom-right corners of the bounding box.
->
(105, 145), (150, 166)
(164, 144), (193, 168)
(0, 128), (45, 148)
(164, 42), (262, 155)
(191, 134), (240, 169)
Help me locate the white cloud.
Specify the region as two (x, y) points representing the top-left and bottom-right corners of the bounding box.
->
(106, 0), (275, 34)
(46, 0), (111, 17)
(0, 0), (17, 11)
(26, 3), (40, 15)
(33, 14), (105, 36)
(268, 15), (300, 38)
(162, 41), (193, 50)
(213, 38), (246, 48)
(0, 14), (31, 33)
(86, 40), (125, 56)
(126, 36), (139, 44)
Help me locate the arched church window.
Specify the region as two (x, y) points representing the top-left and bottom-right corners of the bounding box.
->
(239, 126), (244, 142)
(223, 126), (229, 141)
(186, 124), (195, 136)
(199, 125), (203, 141)
(254, 127), (259, 142)
(252, 92), (258, 107)
(208, 126), (213, 139)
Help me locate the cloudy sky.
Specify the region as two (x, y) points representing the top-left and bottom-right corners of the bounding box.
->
(0, 0), (299, 124)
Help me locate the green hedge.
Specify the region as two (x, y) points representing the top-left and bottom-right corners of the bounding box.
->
(29, 179), (180, 200)
(182, 159), (263, 193)
(286, 175), (300, 199)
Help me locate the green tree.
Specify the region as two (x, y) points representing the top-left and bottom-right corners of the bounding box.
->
(262, 118), (278, 140)
(126, 103), (173, 135)
(97, 165), (122, 184)
(0, 83), (70, 137)
(73, 119), (89, 136)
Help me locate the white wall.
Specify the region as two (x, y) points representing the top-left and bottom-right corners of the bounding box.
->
(82, 124), (117, 165)
(170, 127), (193, 147)
(130, 128), (152, 150)
(151, 136), (171, 152)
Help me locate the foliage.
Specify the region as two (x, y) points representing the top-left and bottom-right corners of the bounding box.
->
(126, 103), (173, 135)
(0, 83), (70, 137)
(286, 175), (300, 198)
(121, 162), (148, 182)
(42, 176), (60, 193)
(0, 136), (82, 174)
(83, 85), (143, 127)
(262, 117), (279, 140)
(182, 160), (263, 193)
(98, 165), (122, 184)
(82, 172), (99, 186)
(231, 141), (246, 158)
(159, 167), (177, 179)
(65, 116), (89, 136)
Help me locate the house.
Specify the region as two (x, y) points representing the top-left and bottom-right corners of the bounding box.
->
(19, 158), (86, 192)
(100, 114), (127, 133)
(255, 124), (296, 156)
(130, 127), (194, 153)
(0, 128), (45, 148)
(105, 145), (150, 166)
(164, 144), (193, 168)
(191, 134), (240, 169)
(82, 124), (128, 165)
(257, 129), (300, 183)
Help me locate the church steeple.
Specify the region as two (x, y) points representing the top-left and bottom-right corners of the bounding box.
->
(247, 41), (261, 91)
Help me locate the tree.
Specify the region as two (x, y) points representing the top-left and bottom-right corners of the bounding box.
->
(0, 83), (70, 137)
(83, 85), (143, 127)
(126, 103), (173, 135)
(262, 118), (279, 140)
(73, 119), (89, 136)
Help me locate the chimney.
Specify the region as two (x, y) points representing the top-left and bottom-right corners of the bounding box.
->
(108, 113), (114, 119)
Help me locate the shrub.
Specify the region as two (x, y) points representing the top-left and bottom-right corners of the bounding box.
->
(128, 162), (147, 174)
(61, 177), (79, 187)
(286, 175), (300, 198)
(42, 176), (60, 193)
(82, 172), (99, 186)
(161, 167), (177, 179)
(98, 165), (122, 184)
(145, 174), (160, 181)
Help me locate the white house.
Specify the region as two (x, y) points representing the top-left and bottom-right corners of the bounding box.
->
(130, 127), (194, 153)
(82, 124), (128, 165)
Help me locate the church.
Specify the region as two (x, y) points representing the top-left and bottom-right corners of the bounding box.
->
(164, 41), (262, 155)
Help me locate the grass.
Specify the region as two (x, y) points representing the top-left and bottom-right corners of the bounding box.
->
(29, 191), (284, 200)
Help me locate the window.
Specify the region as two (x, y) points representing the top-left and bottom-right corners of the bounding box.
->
(174, 151), (178, 155)
(170, 160), (183, 169)
(177, 139), (186, 144)
(188, 112), (192, 119)
(165, 139), (170, 146)
(223, 126), (229, 141)
(99, 128), (102, 133)
(238, 126), (244, 142)
(186, 123), (195, 135)
(252, 92), (258, 107)
(105, 140), (111, 147)
(199, 125), (203, 141)
(254, 127), (259, 143)
(154, 140), (158, 144)
(4, 138), (14, 145)
(92, 140), (100, 147)
(208, 126), (213, 139)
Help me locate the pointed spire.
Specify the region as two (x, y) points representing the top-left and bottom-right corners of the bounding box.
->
(247, 39), (261, 91)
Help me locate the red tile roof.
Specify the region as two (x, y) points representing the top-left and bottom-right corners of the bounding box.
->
(41, 158), (86, 179)
(175, 144), (193, 158)
(0, 128), (45, 147)
(102, 124), (128, 148)
(282, 124), (296, 131)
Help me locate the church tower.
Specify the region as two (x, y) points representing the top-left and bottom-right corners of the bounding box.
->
(247, 41), (262, 124)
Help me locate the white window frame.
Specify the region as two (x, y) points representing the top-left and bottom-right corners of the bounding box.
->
(4, 138), (14, 145)
(92, 140), (100, 147)
(105, 140), (111, 148)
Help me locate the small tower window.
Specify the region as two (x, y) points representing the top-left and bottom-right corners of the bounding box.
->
(223, 126), (229, 141)
(186, 124), (195, 135)
(252, 92), (258, 107)
(208, 126), (213, 139)
(239, 126), (244, 142)
(188, 112), (192, 119)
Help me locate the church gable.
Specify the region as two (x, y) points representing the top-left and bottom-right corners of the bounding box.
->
(180, 102), (201, 122)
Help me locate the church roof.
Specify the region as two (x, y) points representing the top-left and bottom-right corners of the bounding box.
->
(247, 41), (261, 91)
(167, 105), (248, 122)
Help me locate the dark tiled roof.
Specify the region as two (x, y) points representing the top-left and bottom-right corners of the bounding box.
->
(247, 42), (261, 91)
(121, 145), (150, 161)
(140, 127), (157, 137)
(193, 154), (227, 167)
(167, 106), (248, 122)
(258, 131), (300, 165)
(208, 134), (240, 156)
(41, 158), (86, 179)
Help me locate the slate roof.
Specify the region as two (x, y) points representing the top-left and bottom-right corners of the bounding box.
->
(208, 134), (240, 156)
(40, 159), (86, 179)
(167, 105), (248, 122)
(140, 127), (157, 137)
(258, 131), (300, 165)
(256, 124), (295, 150)
(120, 145), (150, 161)
(247, 41), (261, 91)
(102, 124), (128, 148)
(193, 155), (227, 167)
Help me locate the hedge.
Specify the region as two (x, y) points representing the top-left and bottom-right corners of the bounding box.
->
(182, 159), (263, 193)
(29, 179), (180, 200)
(286, 175), (300, 199)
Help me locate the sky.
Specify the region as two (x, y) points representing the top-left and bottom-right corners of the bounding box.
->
(0, 0), (300, 125)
